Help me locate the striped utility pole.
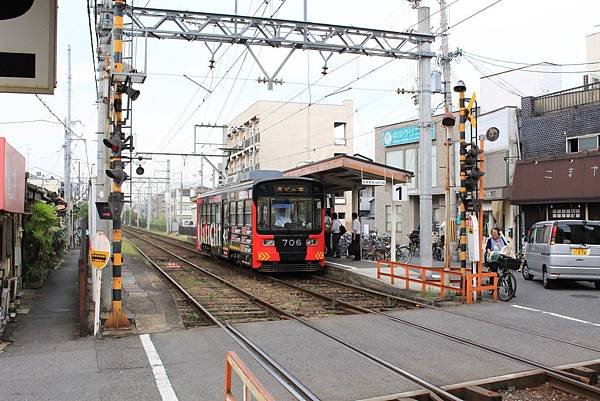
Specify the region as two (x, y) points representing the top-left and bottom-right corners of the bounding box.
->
(455, 81), (467, 287)
(105, 0), (130, 329)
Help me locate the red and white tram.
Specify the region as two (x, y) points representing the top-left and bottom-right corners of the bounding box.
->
(196, 174), (325, 272)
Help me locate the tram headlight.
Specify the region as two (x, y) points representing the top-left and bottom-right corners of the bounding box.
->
(306, 239), (318, 246)
(263, 239), (275, 246)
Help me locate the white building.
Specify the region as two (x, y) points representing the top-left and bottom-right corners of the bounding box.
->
(586, 31), (600, 82)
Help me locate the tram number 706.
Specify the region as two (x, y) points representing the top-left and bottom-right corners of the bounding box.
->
(281, 239), (303, 247)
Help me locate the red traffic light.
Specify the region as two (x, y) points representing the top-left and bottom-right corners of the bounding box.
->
(106, 165), (128, 185)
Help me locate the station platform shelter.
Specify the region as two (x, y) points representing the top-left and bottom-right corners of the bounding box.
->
(284, 153), (412, 226)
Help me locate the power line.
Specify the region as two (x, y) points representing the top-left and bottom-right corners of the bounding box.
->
(87, 0), (99, 97)
(464, 54), (600, 75)
(0, 119), (62, 125)
(35, 95), (84, 140)
(463, 50), (600, 67)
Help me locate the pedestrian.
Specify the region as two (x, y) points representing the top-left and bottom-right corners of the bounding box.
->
(331, 212), (342, 258)
(324, 209), (332, 256)
(351, 212), (361, 261)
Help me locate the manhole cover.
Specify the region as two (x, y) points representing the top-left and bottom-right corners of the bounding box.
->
(570, 294), (599, 299)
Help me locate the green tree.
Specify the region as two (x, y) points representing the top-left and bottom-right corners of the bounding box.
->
(22, 202), (66, 285)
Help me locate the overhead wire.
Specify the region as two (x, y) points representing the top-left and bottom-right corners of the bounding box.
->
(87, 0), (99, 97)
(464, 53), (600, 75)
(463, 50), (600, 67)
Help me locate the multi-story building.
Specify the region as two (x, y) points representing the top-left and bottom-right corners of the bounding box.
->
(373, 106), (521, 250)
(169, 187), (193, 230)
(511, 82), (600, 245)
(225, 100), (356, 225)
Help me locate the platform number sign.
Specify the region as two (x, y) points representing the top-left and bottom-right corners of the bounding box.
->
(90, 232), (111, 270)
(0, 0), (57, 94)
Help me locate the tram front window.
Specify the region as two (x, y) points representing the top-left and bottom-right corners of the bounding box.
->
(257, 198), (320, 232)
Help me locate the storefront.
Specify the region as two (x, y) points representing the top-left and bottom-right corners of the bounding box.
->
(0, 138), (26, 331)
(510, 150), (600, 250)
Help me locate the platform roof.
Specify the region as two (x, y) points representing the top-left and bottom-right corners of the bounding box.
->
(284, 154), (412, 193)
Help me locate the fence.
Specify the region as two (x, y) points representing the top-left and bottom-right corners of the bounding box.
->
(376, 260), (498, 303)
(224, 351), (274, 401)
(376, 260), (463, 298)
(533, 82), (600, 115)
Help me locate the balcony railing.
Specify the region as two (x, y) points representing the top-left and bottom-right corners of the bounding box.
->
(533, 82), (600, 115)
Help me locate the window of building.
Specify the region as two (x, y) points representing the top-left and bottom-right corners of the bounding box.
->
(334, 192), (346, 205)
(404, 148), (417, 189)
(386, 150), (403, 169)
(567, 134), (599, 153)
(551, 207), (581, 219)
(334, 122), (346, 146)
(385, 205), (402, 232)
(337, 212), (346, 220)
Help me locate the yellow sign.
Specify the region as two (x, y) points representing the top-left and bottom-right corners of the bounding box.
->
(90, 231), (111, 269)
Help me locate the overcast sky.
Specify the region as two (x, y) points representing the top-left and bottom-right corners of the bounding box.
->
(1, 0), (598, 194)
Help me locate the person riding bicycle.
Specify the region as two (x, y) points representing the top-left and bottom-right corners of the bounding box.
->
(485, 228), (508, 285)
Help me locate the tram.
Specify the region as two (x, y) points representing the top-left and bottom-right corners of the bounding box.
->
(196, 172), (325, 272)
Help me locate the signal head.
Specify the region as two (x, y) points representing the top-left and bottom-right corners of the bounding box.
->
(106, 165), (128, 185)
(136, 165), (144, 175)
(453, 80), (466, 93)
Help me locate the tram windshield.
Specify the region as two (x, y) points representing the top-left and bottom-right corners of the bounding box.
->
(257, 197), (322, 232)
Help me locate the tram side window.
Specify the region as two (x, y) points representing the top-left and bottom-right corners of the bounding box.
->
(237, 201), (244, 227)
(244, 200), (252, 227)
(314, 199), (323, 230)
(215, 203), (221, 225)
(257, 199), (269, 230)
(224, 201), (229, 225)
(201, 204), (206, 224)
(229, 201), (236, 226)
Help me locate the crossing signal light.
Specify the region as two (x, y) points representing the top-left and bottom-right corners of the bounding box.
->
(464, 145), (483, 169)
(103, 124), (125, 153)
(106, 164), (128, 185)
(117, 82), (140, 101)
(465, 168), (484, 192)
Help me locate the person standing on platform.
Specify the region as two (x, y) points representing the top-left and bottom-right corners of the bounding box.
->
(325, 209), (332, 256)
(351, 212), (361, 261)
(331, 213), (342, 258)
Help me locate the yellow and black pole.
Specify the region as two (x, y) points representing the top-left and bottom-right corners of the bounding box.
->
(105, 0), (130, 329)
(454, 80), (468, 292)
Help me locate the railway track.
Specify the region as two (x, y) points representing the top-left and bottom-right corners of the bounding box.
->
(125, 227), (600, 400)
(124, 227), (464, 401)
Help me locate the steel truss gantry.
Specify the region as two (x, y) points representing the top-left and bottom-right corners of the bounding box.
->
(123, 6), (436, 88)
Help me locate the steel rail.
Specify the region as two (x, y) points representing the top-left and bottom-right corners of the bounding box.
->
(317, 276), (600, 354)
(125, 229), (464, 401)
(271, 277), (600, 400)
(125, 236), (320, 401)
(128, 227), (600, 355)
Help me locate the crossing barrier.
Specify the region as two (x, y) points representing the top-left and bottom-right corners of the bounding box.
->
(465, 272), (498, 303)
(224, 351), (275, 401)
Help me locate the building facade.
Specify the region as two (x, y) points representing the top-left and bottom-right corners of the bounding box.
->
(373, 107), (520, 251)
(512, 83), (600, 244)
(225, 100), (356, 226)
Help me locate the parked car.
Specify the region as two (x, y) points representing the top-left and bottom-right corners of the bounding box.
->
(522, 220), (600, 289)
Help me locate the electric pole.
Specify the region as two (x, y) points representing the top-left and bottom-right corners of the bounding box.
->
(417, 6), (433, 267)
(166, 159), (171, 233)
(65, 45), (73, 248)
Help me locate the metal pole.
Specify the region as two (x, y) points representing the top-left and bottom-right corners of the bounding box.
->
(147, 181), (151, 231)
(478, 135), (485, 279)
(105, 0), (130, 329)
(444, 131), (451, 273)
(166, 159), (171, 232)
(440, 0), (457, 259)
(391, 176), (396, 262)
(417, 6), (433, 267)
(65, 45), (73, 248)
(458, 88), (467, 291)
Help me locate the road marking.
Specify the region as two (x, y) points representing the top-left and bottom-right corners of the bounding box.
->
(140, 334), (179, 401)
(511, 305), (600, 327)
(326, 260), (357, 270)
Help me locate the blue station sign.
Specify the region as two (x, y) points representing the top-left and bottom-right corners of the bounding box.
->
(382, 125), (435, 147)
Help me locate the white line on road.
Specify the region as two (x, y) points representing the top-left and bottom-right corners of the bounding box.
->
(511, 305), (600, 327)
(140, 334), (180, 401)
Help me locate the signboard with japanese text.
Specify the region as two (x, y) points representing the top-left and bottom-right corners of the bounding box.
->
(0, 0), (57, 94)
(382, 125), (436, 147)
(0, 138), (25, 213)
(361, 179), (385, 186)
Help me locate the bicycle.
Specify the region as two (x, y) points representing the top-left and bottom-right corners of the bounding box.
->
(396, 230), (419, 263)
(488, 254), (520, 301)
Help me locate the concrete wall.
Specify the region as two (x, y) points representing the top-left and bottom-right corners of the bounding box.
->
(586, 31), (600, 81)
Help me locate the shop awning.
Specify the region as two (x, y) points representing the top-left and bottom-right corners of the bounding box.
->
(284, 154), (412, 193)
(510, 150), (600, 205)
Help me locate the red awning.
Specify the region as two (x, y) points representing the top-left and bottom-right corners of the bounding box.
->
(511, 150), (600, 205)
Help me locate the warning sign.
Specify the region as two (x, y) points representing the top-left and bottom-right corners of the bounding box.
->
(90, 231), (111, 269)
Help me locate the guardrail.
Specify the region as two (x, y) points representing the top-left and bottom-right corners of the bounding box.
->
(376, 260), (498, 303)
(465, 272), (497, 303)
(533, 82), (600, 115)
(225, 351), (275, 401)
(376, 260), (463, 298)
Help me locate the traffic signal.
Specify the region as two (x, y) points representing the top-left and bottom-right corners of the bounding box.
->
(465, 167), (484, 192)
(106, 164), (128, 185)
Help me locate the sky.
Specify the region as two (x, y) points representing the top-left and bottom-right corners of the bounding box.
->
(0, 0), (598, 196)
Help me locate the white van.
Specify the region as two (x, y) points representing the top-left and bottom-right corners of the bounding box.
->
(523, 220), (600, 289)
